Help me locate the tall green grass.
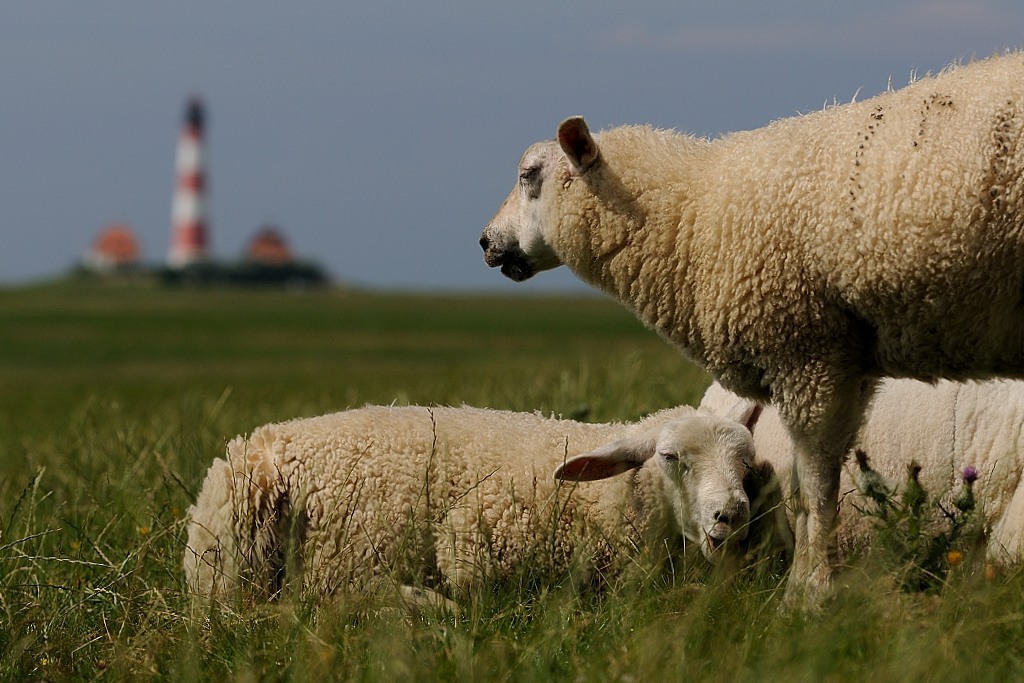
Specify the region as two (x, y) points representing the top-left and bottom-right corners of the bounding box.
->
(1, 280), (1022, 681)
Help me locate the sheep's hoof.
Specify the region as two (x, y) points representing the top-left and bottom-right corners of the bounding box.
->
(781, 565), (833, 613)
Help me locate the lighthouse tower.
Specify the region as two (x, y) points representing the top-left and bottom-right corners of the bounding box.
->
(167, 97), (209, 267)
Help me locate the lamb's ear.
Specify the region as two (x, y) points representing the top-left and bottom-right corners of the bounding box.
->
(698, 381), (762, 433)
(553, 435), (654, 482)
(557, 116), (600, 176)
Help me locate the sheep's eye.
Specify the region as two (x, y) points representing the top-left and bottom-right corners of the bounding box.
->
(519, 166), (544, 198)
(660, 451), (679, 462)
(519, 166), (540, 184)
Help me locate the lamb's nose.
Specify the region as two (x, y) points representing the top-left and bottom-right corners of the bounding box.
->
(479, 235), (490, 251)
(714, 510), (732, 525)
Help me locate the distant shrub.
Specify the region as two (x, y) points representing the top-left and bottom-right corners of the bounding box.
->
(158, 261), (329, 287)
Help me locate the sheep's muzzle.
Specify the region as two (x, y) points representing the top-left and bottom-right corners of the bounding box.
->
(480, 236), (534, 282)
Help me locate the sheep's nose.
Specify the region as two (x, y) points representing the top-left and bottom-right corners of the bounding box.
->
(714, 510), (732, 525)
(479, 235), (490, 251)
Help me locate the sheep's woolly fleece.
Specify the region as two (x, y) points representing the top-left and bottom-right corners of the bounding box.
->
(481, 51), (1024, 598)
(701, 379), (1024, 562)
(184, 404), (759, 602)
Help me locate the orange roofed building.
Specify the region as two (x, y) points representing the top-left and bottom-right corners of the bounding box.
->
(83, 223), (142, 272)
(245, 226), (293, 265)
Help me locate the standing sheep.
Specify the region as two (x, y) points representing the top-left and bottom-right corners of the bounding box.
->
(700, 378), (1024, 565)
(184, 403), (771, 603)
(480, 52), (1024, 602)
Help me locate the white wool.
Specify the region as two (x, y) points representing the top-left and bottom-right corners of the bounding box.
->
(482, 52), (1024, 599)
(184, 404), (762, 602)
(701, 379), (1024, 563)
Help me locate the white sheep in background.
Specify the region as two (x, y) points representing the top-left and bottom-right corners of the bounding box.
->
(480, 52), (1024, 602)
(184, 403), (780, 603)
(700, 379), (1024, 564)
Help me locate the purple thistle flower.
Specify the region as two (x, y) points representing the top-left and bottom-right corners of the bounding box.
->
(955, 466), (978, 514)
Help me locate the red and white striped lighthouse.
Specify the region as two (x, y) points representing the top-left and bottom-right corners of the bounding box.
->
(168, 97), (209, 267)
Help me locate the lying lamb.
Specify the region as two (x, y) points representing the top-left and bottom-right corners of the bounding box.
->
(480, 52), (1024, 602)
(184, 403), (784, 603)
(700, 379), (1024, 564)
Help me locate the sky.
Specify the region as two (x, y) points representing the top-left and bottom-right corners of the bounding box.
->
(3, 1), (1024, 292)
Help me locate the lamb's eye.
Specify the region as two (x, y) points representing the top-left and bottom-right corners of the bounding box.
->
(661, 451), (691, 474)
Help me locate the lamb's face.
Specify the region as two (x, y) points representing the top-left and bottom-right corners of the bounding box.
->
(480, 140), (564, 281)
(653, 417), (754, 560)
(553, 413), (756, 563)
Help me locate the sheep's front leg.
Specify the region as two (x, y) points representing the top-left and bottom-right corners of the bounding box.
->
(787, 434), (845, 606)
(782, 377), (875, 607)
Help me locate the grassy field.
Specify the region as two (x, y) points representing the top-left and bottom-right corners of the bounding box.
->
(1, 279), (1022, 681)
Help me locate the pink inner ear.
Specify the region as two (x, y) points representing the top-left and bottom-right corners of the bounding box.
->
(744, 404), (763, 433)
(556, 456), (637, 482)
(557, 118), (598, 173)
(557, 129), (579, 161)
(556, 118), (580, 145)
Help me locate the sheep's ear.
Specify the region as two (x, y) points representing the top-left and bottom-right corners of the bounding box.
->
(553, 436), (654, 482)
(557, 116), (600, 176)
(698, 382), (763, 433)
